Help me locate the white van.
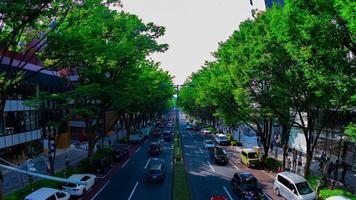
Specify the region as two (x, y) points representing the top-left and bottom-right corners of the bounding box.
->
(274, 172), (316, 200)
(25, 187), (70, 200)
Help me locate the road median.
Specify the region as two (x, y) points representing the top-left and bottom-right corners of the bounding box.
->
(172, 131), (190, 200)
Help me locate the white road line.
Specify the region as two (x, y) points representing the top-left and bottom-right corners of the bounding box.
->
(144, 158), (151, 169)
(136, 146), (142, 153)
(91, 180), (110, 200)
(128, 181), (139, 200)
(199, 147), (203, 154)
(229, 161), (239, 170)
(207, 161), (215, 172)
(193, 140), (197, 144)
(121, 158), (130, 168)
(223, 186), (234, 200)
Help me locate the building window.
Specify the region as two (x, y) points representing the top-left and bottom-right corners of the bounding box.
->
(2, 111), (39, 135)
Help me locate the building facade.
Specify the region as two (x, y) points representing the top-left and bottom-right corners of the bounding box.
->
(0, 52), (67, 162)
(264, 0), (284, 9)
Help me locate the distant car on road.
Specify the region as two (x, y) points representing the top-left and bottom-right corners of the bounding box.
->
(186, 124), (193, 130)
(163, 131), (172, 142)
(147, 159), (165, 182)
(25, 187), (70, 200)
(62, 174), (96, 197)
(151, 127), (162, 137)
(210, 196), (228, 200)
(201, 128), (211, 134)
(129, 132), (144, 143)
(203, 139), (215, 149)
(112, 144), (129, 162)
(273, 172), (316, 200)
(209, 147), (229, 165)
(214, 134), (229, 145)
(148, 142), (161, 157)
(240, 148), (260, 168)
(231, 172), (265, 200)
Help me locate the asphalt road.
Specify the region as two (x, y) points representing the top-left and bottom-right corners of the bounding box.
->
(93, 133), (173, 200)
(179, 113), (237, 200)
(179, 112), (281, 200)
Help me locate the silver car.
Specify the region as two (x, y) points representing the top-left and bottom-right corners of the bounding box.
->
(273, 172), (316, 200)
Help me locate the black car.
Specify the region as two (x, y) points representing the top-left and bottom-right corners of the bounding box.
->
(209, 147), (229, 165)
(112, 144), (129, 162)
(148, 142), (161, 157)
(147, 160), (165, 182)
(230, 172), (265, 200)
(93, 156), (112, 174)
(163, 131), (172, 142)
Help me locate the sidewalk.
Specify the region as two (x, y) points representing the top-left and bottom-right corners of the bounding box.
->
(236, 132), (356, 194)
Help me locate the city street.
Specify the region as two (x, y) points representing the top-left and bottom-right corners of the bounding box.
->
(179, 112), (282, 200)
(91, 135), (173, 200)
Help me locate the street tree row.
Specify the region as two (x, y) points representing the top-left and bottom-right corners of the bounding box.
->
(179, 0), (355, 177)
(0, 1), (174, 162)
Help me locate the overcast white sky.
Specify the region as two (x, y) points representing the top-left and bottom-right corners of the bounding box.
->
(122, 0), (266, 84)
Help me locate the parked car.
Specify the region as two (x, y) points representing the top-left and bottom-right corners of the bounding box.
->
(326, 196), (351, 200)
(62, 174), (96, 197)
(112, 144), (129, 162)
(166, 123), (173, 129)
(209, 147), (229, 165)
(214, 134), (229, 145)
(230, 172), (265, 200)
(129, 132), (144, 143)
(201, 128), (211, 134)
(151, 127), (162, 137)
(147, 159), (165, 182)
(273, 172), (316, 200)
(203, 139), (215, 149)
(148, 142), (161, 157)
(240, 148), (260, 168)
(25, 187), (70, 200)
(93, 156), (112, 174)
(163, 131), (172, 142)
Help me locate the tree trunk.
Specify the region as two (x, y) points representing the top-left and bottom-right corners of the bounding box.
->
(281, 123), (290, 170)
(86, 121), (97, 159)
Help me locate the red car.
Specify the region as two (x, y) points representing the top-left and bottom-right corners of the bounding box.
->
(211, 196), (227, 200)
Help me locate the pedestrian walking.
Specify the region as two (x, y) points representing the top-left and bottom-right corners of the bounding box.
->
(297, 154), (303, 173)
(287, 157), (292, 171)
(270, 139), (275, 153)
(293, 150), (297, 171)
(46, 161), (51, 175)
(323, 158), (330, 176)
(65, 156), (70, 169)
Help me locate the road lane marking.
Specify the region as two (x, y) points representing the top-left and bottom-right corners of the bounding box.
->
(136, 146), (142, 153)
(193, 139), (197, 144)
(91, 180), (110, 200)
(128, 181), (139, 200)
(121, 158), (130, 168)
(223, 186), (234, 200)
(199, 147), (203, 154)
(207, 161), (215, 172)
(144, 158), (151, 169)
(229, 161), (239, 170)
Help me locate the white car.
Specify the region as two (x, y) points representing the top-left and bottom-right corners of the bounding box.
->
(25, 187), (70, 200)
(129, 132), (144, 143)
(326, 196), (351, 200)
(62, 174), (96, 196)
(214, 134), (229, 145)
(201, 128), (211, 134)
(203, 140), (215, 149)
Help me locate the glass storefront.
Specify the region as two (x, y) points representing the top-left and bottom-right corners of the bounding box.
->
(0, 111), (39, 135)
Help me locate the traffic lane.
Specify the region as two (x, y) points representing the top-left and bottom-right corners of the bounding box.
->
(93, 137), (173, 200)
(93, 139), (151, 200)
(180, 128), (236, 200)
(224, 146), (282, 200)
(134, 139), (173, 200)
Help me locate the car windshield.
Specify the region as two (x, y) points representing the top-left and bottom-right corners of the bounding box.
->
(295, 182), (313, 195)
(248, 152), (258, 158)
(150, 169), (161, 174)
(206, 141), (213, 144)
(241, 179), (261, 191)
(219, 136), (227, 140)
